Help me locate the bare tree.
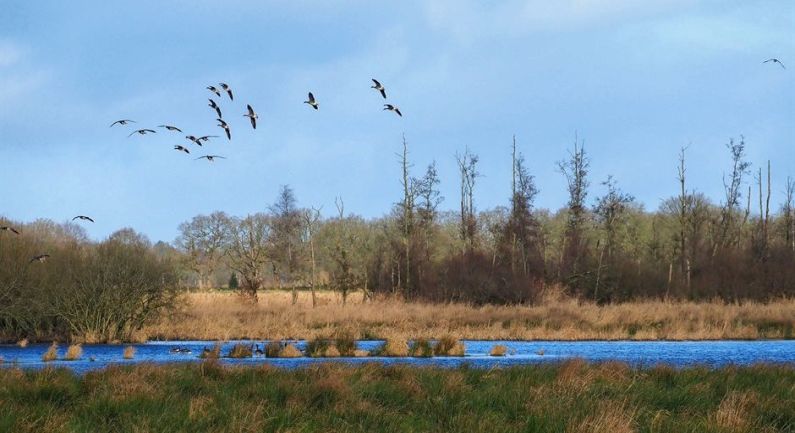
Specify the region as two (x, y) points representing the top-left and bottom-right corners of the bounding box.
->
(456, 147), (480, 252)
(225, 214), (272, 302)
(713, 136), (751, 255)
(302, 206), (322, 307)
(557, 134), (590, 287)
(174, 212), (230, 289)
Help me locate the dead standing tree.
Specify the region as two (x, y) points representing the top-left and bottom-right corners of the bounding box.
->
(557, 135), (590, 292)
(456, 147), (480, 253)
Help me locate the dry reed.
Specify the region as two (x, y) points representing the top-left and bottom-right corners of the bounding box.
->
(142, 291), (795, 342)
(490, 345), (507, 356)
(17, 338), (28, 348)
(42, 342), (58, 362)
(123, 346), (135, 359)
(227, 344), (252, 358)
(64, 344), (82, 361)
(278, 344), (302, 358)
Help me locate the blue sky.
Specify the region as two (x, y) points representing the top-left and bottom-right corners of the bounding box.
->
(1, 1), (793, 243)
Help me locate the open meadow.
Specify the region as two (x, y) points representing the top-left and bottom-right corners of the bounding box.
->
(142, 290), (795, 342)
(1, 361), (792, 433)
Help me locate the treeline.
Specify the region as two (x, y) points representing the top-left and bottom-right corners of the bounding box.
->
(168, 135), (795, 304)
(0, 225), (178, 342)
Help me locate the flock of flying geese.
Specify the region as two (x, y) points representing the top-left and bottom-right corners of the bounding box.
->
(1, 78), (403, 263)
(109, 78), (402, 163)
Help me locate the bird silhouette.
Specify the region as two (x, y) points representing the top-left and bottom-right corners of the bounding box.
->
(30, 254), (50, 263)
(158, 125), (183, 133)
(195, 155), (226, 162)
(72, 215), (94, 223)
(128, 129), (156, 137)
(207, 85), (221, 97)
(217, 118), (231, 140)
(185, 135), (203, 146)
(371, 79), (387, 99)
(763, 58), (786, 69)
(219, 83), (234, 101)
(304, 92), (318, 110)
(384, 104), (402, 117)
(244, 104), (258, 129)
(1, 226), (20, 235)
(197, 135), (218, 143)
(174, 145), (190, 154)
(208, 99), (223, 119)
(110, 119), (135, 127)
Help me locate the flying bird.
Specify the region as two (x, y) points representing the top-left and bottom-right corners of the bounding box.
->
(208, 99), (223, 118)
(244, 104), (258, 129)
(763, 58), (786, 69)
(371, 79), (387, 99)
(174, 145), (190, 154)
(128, 129), (156, 137)
(185, 135), (203, 146)
(195, 155), (226, 162)
(197, 135), (218, 143)
(383, 104), (402, 117)
(29, 254), (50, 263)
(0, 226), (20, 235)
(72, 215), (95, 223)
(217, 118), (231, 140)
(304, 92), (318, 110)
(110, 119), (135, 127)
(207, 85), (221, 97)
(158, 125), (183, 133)
(219, 83), (234, 100)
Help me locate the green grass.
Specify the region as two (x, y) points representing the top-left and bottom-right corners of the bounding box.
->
(0, 361), (792, 432)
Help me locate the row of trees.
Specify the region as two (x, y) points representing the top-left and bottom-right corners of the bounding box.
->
(170, 134), (794, 304)
(0, 225), (178, 342)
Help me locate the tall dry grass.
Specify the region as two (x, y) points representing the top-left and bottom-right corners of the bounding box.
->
(141, 290), (795, 341)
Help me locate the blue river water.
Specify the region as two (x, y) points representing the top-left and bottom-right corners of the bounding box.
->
(1, 340), (793, 374)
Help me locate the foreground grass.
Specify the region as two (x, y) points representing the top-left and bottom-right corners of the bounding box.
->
(0, 361), (792, 433)
(142, 291), (795, 342)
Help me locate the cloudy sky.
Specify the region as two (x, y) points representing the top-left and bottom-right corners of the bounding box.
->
(1, 1), (792, 242)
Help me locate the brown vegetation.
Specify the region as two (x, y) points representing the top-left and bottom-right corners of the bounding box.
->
(123, 346), (135, 359)
(42, 342), (58, 362)
(143, 291), (795, 341)
(64, 344), (82, 361)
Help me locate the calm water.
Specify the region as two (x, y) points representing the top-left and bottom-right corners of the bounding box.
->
(1, 340), (793, 374)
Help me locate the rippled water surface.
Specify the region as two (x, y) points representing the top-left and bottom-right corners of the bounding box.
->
(2, 340), (793, 374)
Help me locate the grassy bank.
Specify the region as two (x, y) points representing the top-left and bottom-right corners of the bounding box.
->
(141, 291), (795, 342)
(0, 361), (792, 432)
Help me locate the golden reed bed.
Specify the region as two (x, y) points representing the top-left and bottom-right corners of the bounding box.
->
(142, 290), (795, 342)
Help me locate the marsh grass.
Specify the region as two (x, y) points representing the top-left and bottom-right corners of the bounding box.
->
(0, 362), (791, 433)
(123, 346), (135, 359)
(278, 343), (302, 358)
(408, 338), (433, 357)
(42, 342), (58, 362)
(227, 343), (252, 358)
(372, 338), (408, 357)
(490, 344), (507, 356)
(264, 341), (282, 358)
(200, 344), (221, 359)
(64, 344), (82, 361)
(142, 291), (795, 342)
(433, 335), (465, 356)
(16, 338), (28, 348)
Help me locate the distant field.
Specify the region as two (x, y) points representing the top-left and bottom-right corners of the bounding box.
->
(142, 290), (795, 342)
(0, 361), (792, 433)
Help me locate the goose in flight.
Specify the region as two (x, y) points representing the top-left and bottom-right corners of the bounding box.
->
(371, 79), (387, 99)
(304, 92), (318, 110)
(1, 226), (20, 235)
(208, 99), (223, 118)
(196, 155), (226, 162)
(174, 145), (190, 154)
(72, 215), (95, 223)
(158, 125), (183, 133)
(217, 118), (231, 140)
(383, 104), (402, 117)
(244, 104), (258, 129)
(763, 58), (786, 69)
(197, 135), (218, 143)
(219, 83), (234, 100)
(128, 129), (156, 137)
(110, 119), (135, 127)
(185, 135), (203, 146)
(30, 254), (50, 263)
(207, 85), (221, 97)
